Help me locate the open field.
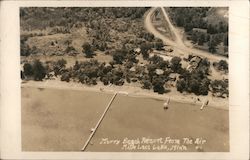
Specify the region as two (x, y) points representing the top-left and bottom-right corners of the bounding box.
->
(22, 86), (229, 152)
(21, 53), (113, 68)
(21, 87), (113, 151)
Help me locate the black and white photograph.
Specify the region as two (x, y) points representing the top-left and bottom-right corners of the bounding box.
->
(0, 0), (249, 160)
(20, 6), (229, 152)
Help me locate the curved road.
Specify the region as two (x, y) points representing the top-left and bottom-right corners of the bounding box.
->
(145, 7), (228, 62)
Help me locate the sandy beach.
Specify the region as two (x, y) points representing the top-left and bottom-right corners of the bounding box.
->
(21, 79), (228, 110)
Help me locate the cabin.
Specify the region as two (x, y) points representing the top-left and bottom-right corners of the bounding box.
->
(156, 69), (164, 75)
(192, 28), (207, 33)
(168, 73), (179, 81)
(186, 56), (202, 72)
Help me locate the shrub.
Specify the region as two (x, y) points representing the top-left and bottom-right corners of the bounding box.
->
(21, 43), (31, 56)
(112, 49), (126, 64)
(210, 79), (228, 97)
(82, 42), (94, 58)
(170, 56), (182, 73)
(61, 72), (71, 82)
(152, 77), (165, 94)
(33, 60), (46, 81)
(23, 63), (33, 76)
(176, 79), (186, 93)
(53, 59), (67, 76)
(142, 79), (152, 89)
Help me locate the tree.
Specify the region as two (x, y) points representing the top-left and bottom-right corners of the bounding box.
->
(208, 37), (217, 53)
(73, 61), (80, 71)
(56, 59), (67, 68)
(152, 77), (165, 94)
(197, 58), (210, 75)
(65, 46), (77, 55)
(33, 60), (46, 81)
(189, 78), (200, 95)
(218, 60), (228, 71)
(207, 24), (216, 34)
(30, 46), (38, 55)
(213, 60), (228, 72)
(218, 21), (227, 33)
(191, 32), (198, 44)
(142, 79), (152, 89)
(21, 43), (31, 56)
(64, 39), (72, 46)
(170, 56), (182, 73)
(53, 59), (67, 76)
(154, 39), (164, 50)
(23, 63), (33, 76)
(158, 60), (169, 70)
(176, 79), (186, 93)
(177, 66), (210, 95)
(98, 42), (108, 51)
(199, 78), (210, 95)
(126, 76), (131, 83)
(101, 76), (109, 85)
(110, 67), (124, 85)
(126, 51), (138, 64)
(147, 63), (157, 80)
(143, 32), (154, 42)
(198, 33), (206, 45)
(184, 22), (193, 32)
(82, 42), (94, 58)
(176, 16), (184, 27)
(140, 42), (151, 59)
(113, 49), (126, 64)
(210, 79), (228, 97)
(61, 72), (71, 82)
(149, 55), (163, 65)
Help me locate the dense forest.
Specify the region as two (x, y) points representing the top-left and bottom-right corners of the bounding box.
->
(20, 7), (149, 30)
(168, 7), (228, 56)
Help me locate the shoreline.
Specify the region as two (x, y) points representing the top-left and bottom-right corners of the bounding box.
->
(21, 79), (228, 111)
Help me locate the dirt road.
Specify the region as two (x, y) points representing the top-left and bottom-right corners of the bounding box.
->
(160, 7), (185, 48)
(145, 7), (228, 62)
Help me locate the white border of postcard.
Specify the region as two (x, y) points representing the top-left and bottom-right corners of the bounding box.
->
(1, 0), (249, 159)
